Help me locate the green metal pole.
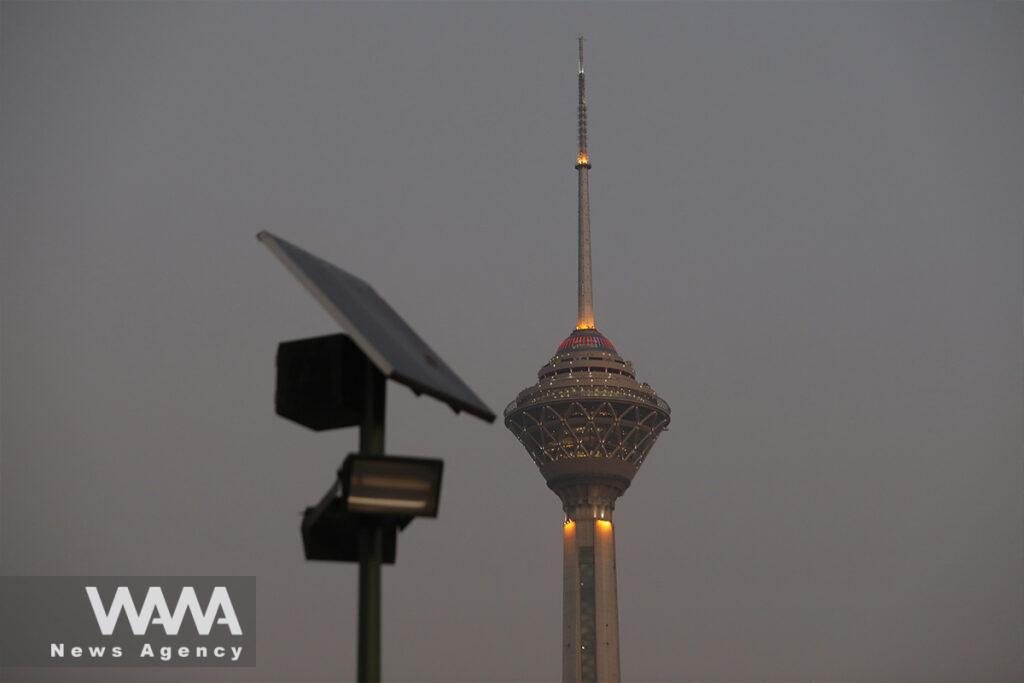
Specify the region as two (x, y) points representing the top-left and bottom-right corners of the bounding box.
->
(357, 362), (386, 683)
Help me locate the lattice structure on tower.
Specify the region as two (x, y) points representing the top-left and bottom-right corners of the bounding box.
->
(505, 329), (670, 470)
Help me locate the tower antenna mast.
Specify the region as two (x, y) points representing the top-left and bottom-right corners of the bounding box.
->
(575, 35), (595, 330)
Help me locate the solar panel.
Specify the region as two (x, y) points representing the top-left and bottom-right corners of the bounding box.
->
(258, 231), (495, 423)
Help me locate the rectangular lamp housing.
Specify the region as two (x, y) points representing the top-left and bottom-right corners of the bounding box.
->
(341, 455), (444, 518)
(276, 333), (368, 431)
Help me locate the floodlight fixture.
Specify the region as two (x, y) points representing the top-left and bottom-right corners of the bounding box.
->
(341, 454), (443, 518)
(276, 333), (368, 431)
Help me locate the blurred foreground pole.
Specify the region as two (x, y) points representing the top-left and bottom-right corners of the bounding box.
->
(357, 364), (385, 683)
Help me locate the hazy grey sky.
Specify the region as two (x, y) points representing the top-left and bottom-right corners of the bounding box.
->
(2, 3), (1022, 682)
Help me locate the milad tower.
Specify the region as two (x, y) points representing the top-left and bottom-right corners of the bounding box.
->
(504, 38), (672, 683)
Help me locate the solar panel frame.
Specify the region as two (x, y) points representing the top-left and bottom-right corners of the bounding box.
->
(258, 231), (495, 423)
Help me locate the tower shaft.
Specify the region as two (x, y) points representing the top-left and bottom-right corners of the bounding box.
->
(563, 515), (620, 683)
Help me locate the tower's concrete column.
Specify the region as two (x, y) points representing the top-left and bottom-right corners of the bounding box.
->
(563, 520), (581, 682)
(562, 510), (621, 683)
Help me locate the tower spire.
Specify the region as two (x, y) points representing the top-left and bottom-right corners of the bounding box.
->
(575, 36), (595, 330)
(577, 36), (588, 164)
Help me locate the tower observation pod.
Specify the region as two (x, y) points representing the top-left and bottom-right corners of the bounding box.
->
(504, 38), (671, 683)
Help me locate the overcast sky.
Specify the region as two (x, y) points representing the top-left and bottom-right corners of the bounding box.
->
(2, 3), (1022, 682)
